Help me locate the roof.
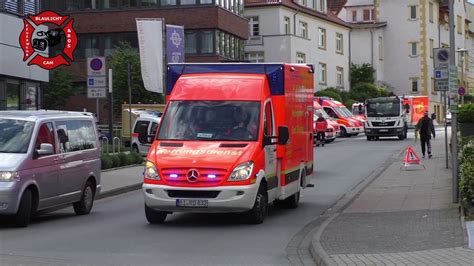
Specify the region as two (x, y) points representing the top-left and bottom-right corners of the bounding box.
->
(244, 0), (351, 28)
(328, 0), (347, 14)
(0, 110), (95, 121)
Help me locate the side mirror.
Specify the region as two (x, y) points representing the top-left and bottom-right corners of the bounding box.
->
(277, 126), (289, 145)
(263, 136), (273, 146)
(147, 135), (155, 144)
(36, 143), (54, 156)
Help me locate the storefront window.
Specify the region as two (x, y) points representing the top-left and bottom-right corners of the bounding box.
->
(202, 31), (214, 54)
(6, 82), (20, 110)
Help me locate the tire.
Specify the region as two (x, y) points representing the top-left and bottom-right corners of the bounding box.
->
(145, 205), (167, 224)
(398, 134), (405, 140)
(73, 181), (95, 215)
(246, 184), (268, 224)
(341, 127), (348, 137)
(367, 136), (372, 141)
(132, 144), (139, 154)
(14, 189), (33, 227)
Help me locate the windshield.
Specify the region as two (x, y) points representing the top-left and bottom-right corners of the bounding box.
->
(0, 118), (35, 153)
(157, 101), (261, 141)
(334, 107), (349, 118)
(314, 109), (330, 120)
(366, 99), (401, 117)
(352, 105), (365, 115)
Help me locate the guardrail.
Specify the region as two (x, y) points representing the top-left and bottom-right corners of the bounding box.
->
(100, 137), (109, 154)
(113, 137), (121, 154)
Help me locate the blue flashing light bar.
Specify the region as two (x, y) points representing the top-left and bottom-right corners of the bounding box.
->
(167, 63), (291, 96)
(207, 174), (217, 179)
(169, 174), (178, 178)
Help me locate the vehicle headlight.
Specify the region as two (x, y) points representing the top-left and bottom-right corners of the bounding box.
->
(349, 121), (355, 127)
(145, 161), (160, 180)
(0, 171), (19, 182)
(228, 162), (254, 181)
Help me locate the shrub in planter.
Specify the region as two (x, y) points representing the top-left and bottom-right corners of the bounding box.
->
(101, 154), (113, 170)
(130, 152), (144, 164)
(118, 152), (131, 166)
(460, 143), (474, 208)
(459, 104), (474, 137)
(111, 155), (121, 168)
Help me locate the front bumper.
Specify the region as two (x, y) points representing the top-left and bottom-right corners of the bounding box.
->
(365, 127), (404, 137)
(143, 183), (259, 213)
(346, 126), (364, 134)
(0, 182), (21, 214)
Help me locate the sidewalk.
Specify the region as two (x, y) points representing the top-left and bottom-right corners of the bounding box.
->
(311, 129), (474, 265)
(98, 165), (144, 199)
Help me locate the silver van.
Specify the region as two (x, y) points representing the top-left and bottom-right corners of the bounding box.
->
(0, 111), (101, 227)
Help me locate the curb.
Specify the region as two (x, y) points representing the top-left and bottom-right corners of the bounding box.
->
(101, 163), (144, 173)
(97, 183), (143, 200)
(307, 146), (407, 265)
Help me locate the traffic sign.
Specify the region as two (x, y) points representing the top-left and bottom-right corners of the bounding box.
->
(458, 87), (466, 96)
(434, 67), (448, 80)
(87, 87), (107, 98)
(450, 104), (458, 113)
(87, 76), (106, 88)
(87, 57), (106, 76)
(435, 80), (449, 91)
(434, 48), (450, 68)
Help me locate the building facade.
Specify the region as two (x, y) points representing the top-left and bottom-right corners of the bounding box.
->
(0, 1), (48, 111)
(244, 0), (351, 92)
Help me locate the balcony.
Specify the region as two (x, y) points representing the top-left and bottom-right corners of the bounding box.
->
(246, 35), (264, 46)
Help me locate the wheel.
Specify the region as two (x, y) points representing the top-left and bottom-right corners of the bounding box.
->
(367, 136), (372, 141)
(246, 184), (268, 224)
(398, 134), (404, 140)
(341, 127), (349, 137)
(14, 189), (33, 227)
(145, 205), (167, 224)
(73, 181), (95, 215)
(132, 144), (139, 154)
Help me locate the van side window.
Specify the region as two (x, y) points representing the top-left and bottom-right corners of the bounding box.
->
(56, 120), (96, 153)
(150, 122), (159, 136)
(263, 102), (273, 136)
(134, 120), (150, 143)
(324, 107), (337, 118)
(35, 122), (55, 152)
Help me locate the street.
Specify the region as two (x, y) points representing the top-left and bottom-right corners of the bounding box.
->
(0, 134), (409, 265)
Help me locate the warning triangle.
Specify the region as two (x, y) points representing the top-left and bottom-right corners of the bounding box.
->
(401, 146), (425, 170)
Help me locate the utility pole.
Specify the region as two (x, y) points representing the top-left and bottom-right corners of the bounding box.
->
(128, 62), (133, 152)
(108, 69), (113, 143)
(449, 0), (459, 203)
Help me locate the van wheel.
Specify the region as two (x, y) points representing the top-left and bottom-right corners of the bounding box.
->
(398, 134), (405, 140)
(73, 181), (95, 215)
(246, 184), (268, 224)
(132, 144), (139, 154)
(145, 205), (167, 224)
(14, 189), (33, 227)
(341, 127), (349, 137)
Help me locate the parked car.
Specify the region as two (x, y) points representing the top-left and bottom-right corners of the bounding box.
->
(131, 113), (161, 156)
(0, 110), (101, 227)
(446, 111), (452, 125)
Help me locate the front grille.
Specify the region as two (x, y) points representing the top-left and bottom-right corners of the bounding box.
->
(371, 121), (396, 127)
(161, 167), (228, 186)
(166, 190), (220, 198)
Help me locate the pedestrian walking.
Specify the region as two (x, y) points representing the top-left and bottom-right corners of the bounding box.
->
(315, 113), (328, 147)
(415, 111), (436, 158)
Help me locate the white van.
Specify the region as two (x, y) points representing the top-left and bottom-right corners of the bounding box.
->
(131, 113), (161, 155)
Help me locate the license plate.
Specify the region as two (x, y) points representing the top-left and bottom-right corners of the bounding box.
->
(379, 129), (389, 132)
(176, 199), (208, 208)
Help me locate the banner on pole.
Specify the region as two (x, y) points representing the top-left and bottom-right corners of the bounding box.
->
(166, 24), (184, 63)
(136, 18), (164, 93)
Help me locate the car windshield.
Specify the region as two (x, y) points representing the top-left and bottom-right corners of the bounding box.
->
(0, 118), (35, 153)
(352, 105), (365, 115)
(157, 101), (261, 141)
(366, 99), (401, 117)
(335, 107), (349, 118)
(314, 109), (330, 120)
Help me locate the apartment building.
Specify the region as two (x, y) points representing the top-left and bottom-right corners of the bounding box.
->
(244, 0), (351, 91)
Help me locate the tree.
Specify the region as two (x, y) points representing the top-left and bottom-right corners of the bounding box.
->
(350, 63), (375, 87)
(314, 88), (342, 102)
(109, 42), (164, 113)
(350, 82), (381, 102)
(42, 67), (75, 109)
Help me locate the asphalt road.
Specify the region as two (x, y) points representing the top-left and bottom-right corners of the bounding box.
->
(0, 133), (410, 266)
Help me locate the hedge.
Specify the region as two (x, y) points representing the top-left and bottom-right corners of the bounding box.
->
(460, 140), (474, 207)
(101, 152), (144, 170)
(458, 104), (474, 123)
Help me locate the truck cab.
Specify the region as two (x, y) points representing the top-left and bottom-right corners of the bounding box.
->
(364, 96), (408, 140)
(143, 64), (314, 224)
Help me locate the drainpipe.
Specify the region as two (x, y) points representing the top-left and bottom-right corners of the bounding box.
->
(349, 30), (352, 91)
(370, 29), (374, 66)
(293, 11), (299, 36)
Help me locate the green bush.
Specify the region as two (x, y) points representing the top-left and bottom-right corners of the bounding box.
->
(344, 99), (358, 110)
(111, 155), (121, 168)
(130, 152), (144, 164)
(118, 152), (131, 166)
(350, 83), (381, 102)
(458, 104), (474, 123)
(460, 136), (474, 149)
(460, 142), (474, 207)
(314, 88), (342, 102)
(101, 154), (113, 170)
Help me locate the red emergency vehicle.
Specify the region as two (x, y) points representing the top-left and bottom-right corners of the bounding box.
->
(143, 64), (314, 224)
(401, 96), (429, 127)
(313, 102), (340, 143)
(315, 97), (364, 137)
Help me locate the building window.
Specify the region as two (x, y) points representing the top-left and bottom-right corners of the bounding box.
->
(319, 63), (327, 84)
(246, 51), (264, 62)
(296, 52), (306, 63)
(378, 36), (383, 60)
(410, 78), (419, 93)
(363, 9), (370, 21)
(249, 17), (259, 36)
(457, 15), (462, 34)
(409, 42), (418, 56)
(409, 6), (417, 20)
(429, 2), (434, 23)
(318, 27), (326, 49)
(336, 33), (343, 54)
(160, 0), (177, 6)
(336, 67), (344, 87)
(202, 31), (214, 54)
(429, 39), (434, 58)
(318, 0), (325, 13)
(284, 16), (291, 34)
(299, 21), (308, 38)
(352, 10), (357, 22)
(185, 32), (197, 54)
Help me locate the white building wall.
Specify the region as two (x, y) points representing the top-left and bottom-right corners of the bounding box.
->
(350, 27), (385, 84)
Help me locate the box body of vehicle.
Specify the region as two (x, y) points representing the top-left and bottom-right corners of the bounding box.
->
(143, 64), (314, 218)
(446, 111), (452, 125)
(364, 97), (408, 140)
(316, 97), (364, 137)
(0, 111), (101, 225)
(131, 114), (161, 156)
(401, 96), (429, 127)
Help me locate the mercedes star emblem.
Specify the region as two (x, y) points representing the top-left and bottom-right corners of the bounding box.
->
(187, 169), (199, 182)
